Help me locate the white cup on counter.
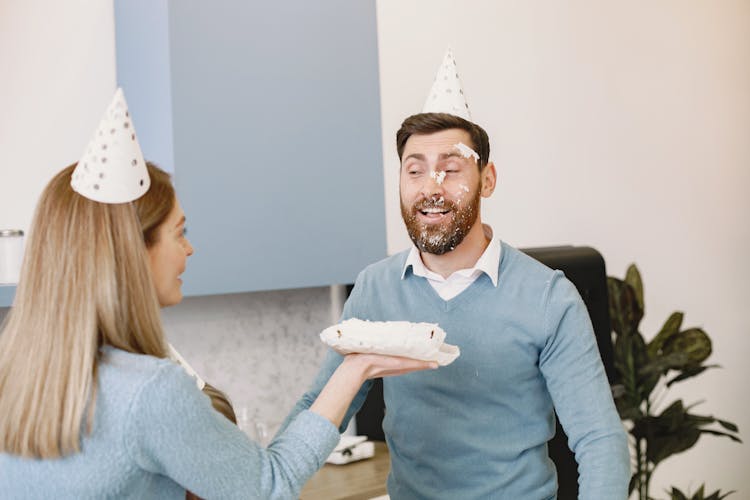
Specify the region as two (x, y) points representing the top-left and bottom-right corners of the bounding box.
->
(0, 230), (24, 285)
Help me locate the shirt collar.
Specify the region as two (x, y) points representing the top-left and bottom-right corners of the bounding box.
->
(401, 224), (501, 286)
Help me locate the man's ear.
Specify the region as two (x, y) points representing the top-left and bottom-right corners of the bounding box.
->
(480, 162), (497, 198)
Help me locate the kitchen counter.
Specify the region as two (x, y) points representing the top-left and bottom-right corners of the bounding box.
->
(300, 441), (389, 500)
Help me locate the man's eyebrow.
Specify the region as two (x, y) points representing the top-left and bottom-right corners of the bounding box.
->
(402, 153), (427, 163)
(403, 151), (465, 163)
(438, 152), (464, 160)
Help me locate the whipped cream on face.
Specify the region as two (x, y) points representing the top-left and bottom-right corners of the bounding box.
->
(430, 170), (447, 185)
(454, 142), (479, 162)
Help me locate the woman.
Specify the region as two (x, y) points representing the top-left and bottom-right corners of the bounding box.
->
(0, 162), (434, 499)
(135, 163), (238, 500)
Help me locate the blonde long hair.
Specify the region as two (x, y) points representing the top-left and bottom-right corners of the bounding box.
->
(0, 164), (167, 458)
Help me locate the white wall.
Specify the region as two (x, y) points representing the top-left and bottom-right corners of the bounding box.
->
(377, 0), (750, 495)
(0, 0), (116, 232)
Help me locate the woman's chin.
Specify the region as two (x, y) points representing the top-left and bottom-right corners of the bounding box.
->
(158, 290), (183, 308)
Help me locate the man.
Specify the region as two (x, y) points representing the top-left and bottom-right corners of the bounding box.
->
(289, 51), (629, 499)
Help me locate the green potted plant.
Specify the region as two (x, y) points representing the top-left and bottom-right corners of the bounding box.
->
(667, 484), (734, 500)
(607, 264), (741, 500)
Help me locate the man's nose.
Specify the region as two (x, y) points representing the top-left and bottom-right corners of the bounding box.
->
(420, 171), (446, 198)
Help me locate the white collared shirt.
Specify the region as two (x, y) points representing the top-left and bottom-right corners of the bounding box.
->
(401, 224), (501, 301)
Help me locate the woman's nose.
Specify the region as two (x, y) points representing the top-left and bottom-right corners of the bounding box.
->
(185, 238), (194, 256)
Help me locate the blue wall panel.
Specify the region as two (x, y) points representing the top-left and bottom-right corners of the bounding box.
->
(0, 286), (15, 308)
(116, 0), (386, 295)
(114, 0), (175, 173)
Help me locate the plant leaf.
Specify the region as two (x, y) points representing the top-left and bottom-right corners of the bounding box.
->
(637, 350), (686, 398)
(648, 311), (684, 357)
(628, 473), (638, 495)
(639, 352), (690, 379)
(641, 372), (661, 403)
(613, 328), (652, 408)
(615, 397), (642, 421)
(625, 264), (644, 312)
(669, 485), (737, 500)
(715, 490), (737, 500)
(716, 419), (739, 433)
(695, 484), (705, 499)
(630, 400), (723, 465)
(647, 427), (700, 465)
(699, 429), (742, 443)
(666, 364), (720, 387)
(669, 486), (688, 500)
(637, 401), (743, 465)
(661, 328), (712, 366)
(607, 277), (626, 336)
(608, 277), (643, 336)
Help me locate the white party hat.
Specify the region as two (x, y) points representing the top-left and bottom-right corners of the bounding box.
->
(422, 49), (472, 121)
(71, 88), (150, 203)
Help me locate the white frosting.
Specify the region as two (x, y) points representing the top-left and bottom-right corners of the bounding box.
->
(454, 142), (479, 162)
(430, 170), (447, 185)
(320, 318), (460, 366)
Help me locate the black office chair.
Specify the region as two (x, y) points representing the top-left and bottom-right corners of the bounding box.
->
(353, 246), (616, 500)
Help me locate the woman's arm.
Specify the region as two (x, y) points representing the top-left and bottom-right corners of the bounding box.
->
(126, 355), (434, 499)
(311, 354), (437, 428)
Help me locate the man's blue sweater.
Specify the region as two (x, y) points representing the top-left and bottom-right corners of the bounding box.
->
(290, 242), (629, 499)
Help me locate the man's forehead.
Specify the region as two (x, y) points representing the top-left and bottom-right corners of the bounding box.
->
(403, 129), (473, 155)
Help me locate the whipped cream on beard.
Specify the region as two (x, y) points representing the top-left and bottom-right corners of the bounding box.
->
(400, 182), (481, 255)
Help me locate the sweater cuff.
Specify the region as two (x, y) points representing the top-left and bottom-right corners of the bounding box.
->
(284, 410), (340, 465)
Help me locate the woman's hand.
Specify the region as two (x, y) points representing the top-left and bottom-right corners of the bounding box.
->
(341, 353), (438, 380)
(310, 354), (437, 428)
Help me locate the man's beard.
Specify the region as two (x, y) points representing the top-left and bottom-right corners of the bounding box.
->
(400, 186), (481, 255)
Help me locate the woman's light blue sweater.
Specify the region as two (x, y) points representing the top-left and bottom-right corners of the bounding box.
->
(0, 347), (339, 499)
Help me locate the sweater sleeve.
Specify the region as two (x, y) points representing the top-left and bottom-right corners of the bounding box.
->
(124, 362), (340, 500)
(277, 272), (374, 436)
(539, 271), (630, 500)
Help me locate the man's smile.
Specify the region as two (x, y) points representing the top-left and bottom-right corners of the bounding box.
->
(418, 206), (451, 222)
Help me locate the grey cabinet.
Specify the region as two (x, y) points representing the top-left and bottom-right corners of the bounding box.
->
(115, 0), (386, 295)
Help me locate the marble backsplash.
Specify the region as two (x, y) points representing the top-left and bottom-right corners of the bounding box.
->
(161, 286), (343, 438)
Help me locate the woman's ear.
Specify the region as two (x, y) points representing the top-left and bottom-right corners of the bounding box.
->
(480, 162), (497, 198)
